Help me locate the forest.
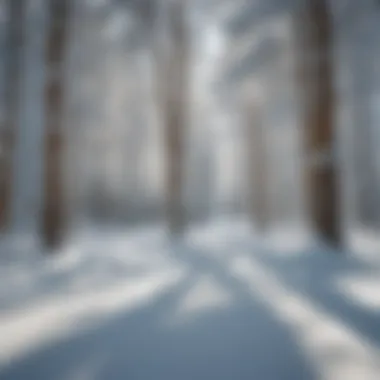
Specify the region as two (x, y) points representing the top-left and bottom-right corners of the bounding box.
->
(0, 0), (379, 379)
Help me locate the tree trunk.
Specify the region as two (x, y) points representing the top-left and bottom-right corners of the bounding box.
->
(244, 99), (268, 231)
(350, 29), (379, 228)
(295, 0), (341, 246)
(42, 0), (69, 249)
(0, 0), (24, 230)
(161, 0), (189, 235)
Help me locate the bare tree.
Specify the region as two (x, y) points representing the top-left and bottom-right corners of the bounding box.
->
(295, 0), (341, 246)
(350, 20), (379, 228)
(243, 92), (269, 231)
(42, 0), (70, 249)
(0, 0), (24, 230)
(155, 0), (189, 235)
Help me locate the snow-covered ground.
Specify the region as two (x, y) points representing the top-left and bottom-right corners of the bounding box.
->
(0, 218), (379, 380)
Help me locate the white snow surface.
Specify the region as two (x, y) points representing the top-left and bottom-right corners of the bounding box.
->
(0, 218), (379, 380)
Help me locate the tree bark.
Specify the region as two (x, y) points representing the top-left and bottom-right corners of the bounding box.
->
(295, 0), (341, 246)
(160, 0), (189, 235)
(350, 29), (379, 228)
(0, 0), (24, 230)
(42, 0), (69, 249)
(244, 99), (269, 231)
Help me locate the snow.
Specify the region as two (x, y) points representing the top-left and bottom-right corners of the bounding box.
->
(1, 0), (379, 378)
(0, 219), (379, 380)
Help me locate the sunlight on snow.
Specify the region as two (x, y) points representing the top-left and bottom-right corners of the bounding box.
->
(228, 253), (380, 380)
(169, 274), (233, 324)
(0, 265), (186, 367)
(336, 275), (380, 311)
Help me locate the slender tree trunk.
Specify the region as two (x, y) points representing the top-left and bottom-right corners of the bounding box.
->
(295, 0), (341, 246)
(42, 0), (69, 249)
(0, 0), (24, 230)
(350, 30), (379, 228)
(244, 99), (268, 230)
(161, 0), (189, 235)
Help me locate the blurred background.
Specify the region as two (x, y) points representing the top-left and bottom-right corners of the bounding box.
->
(0, 0), (380, 379)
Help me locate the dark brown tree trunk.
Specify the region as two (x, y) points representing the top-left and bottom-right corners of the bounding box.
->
(0, 0), (25, 231)
(42, 0), (69, 249)
(295, 0), (341, 246)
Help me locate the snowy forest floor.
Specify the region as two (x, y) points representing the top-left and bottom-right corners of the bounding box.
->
(0, 217), (380, 380)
